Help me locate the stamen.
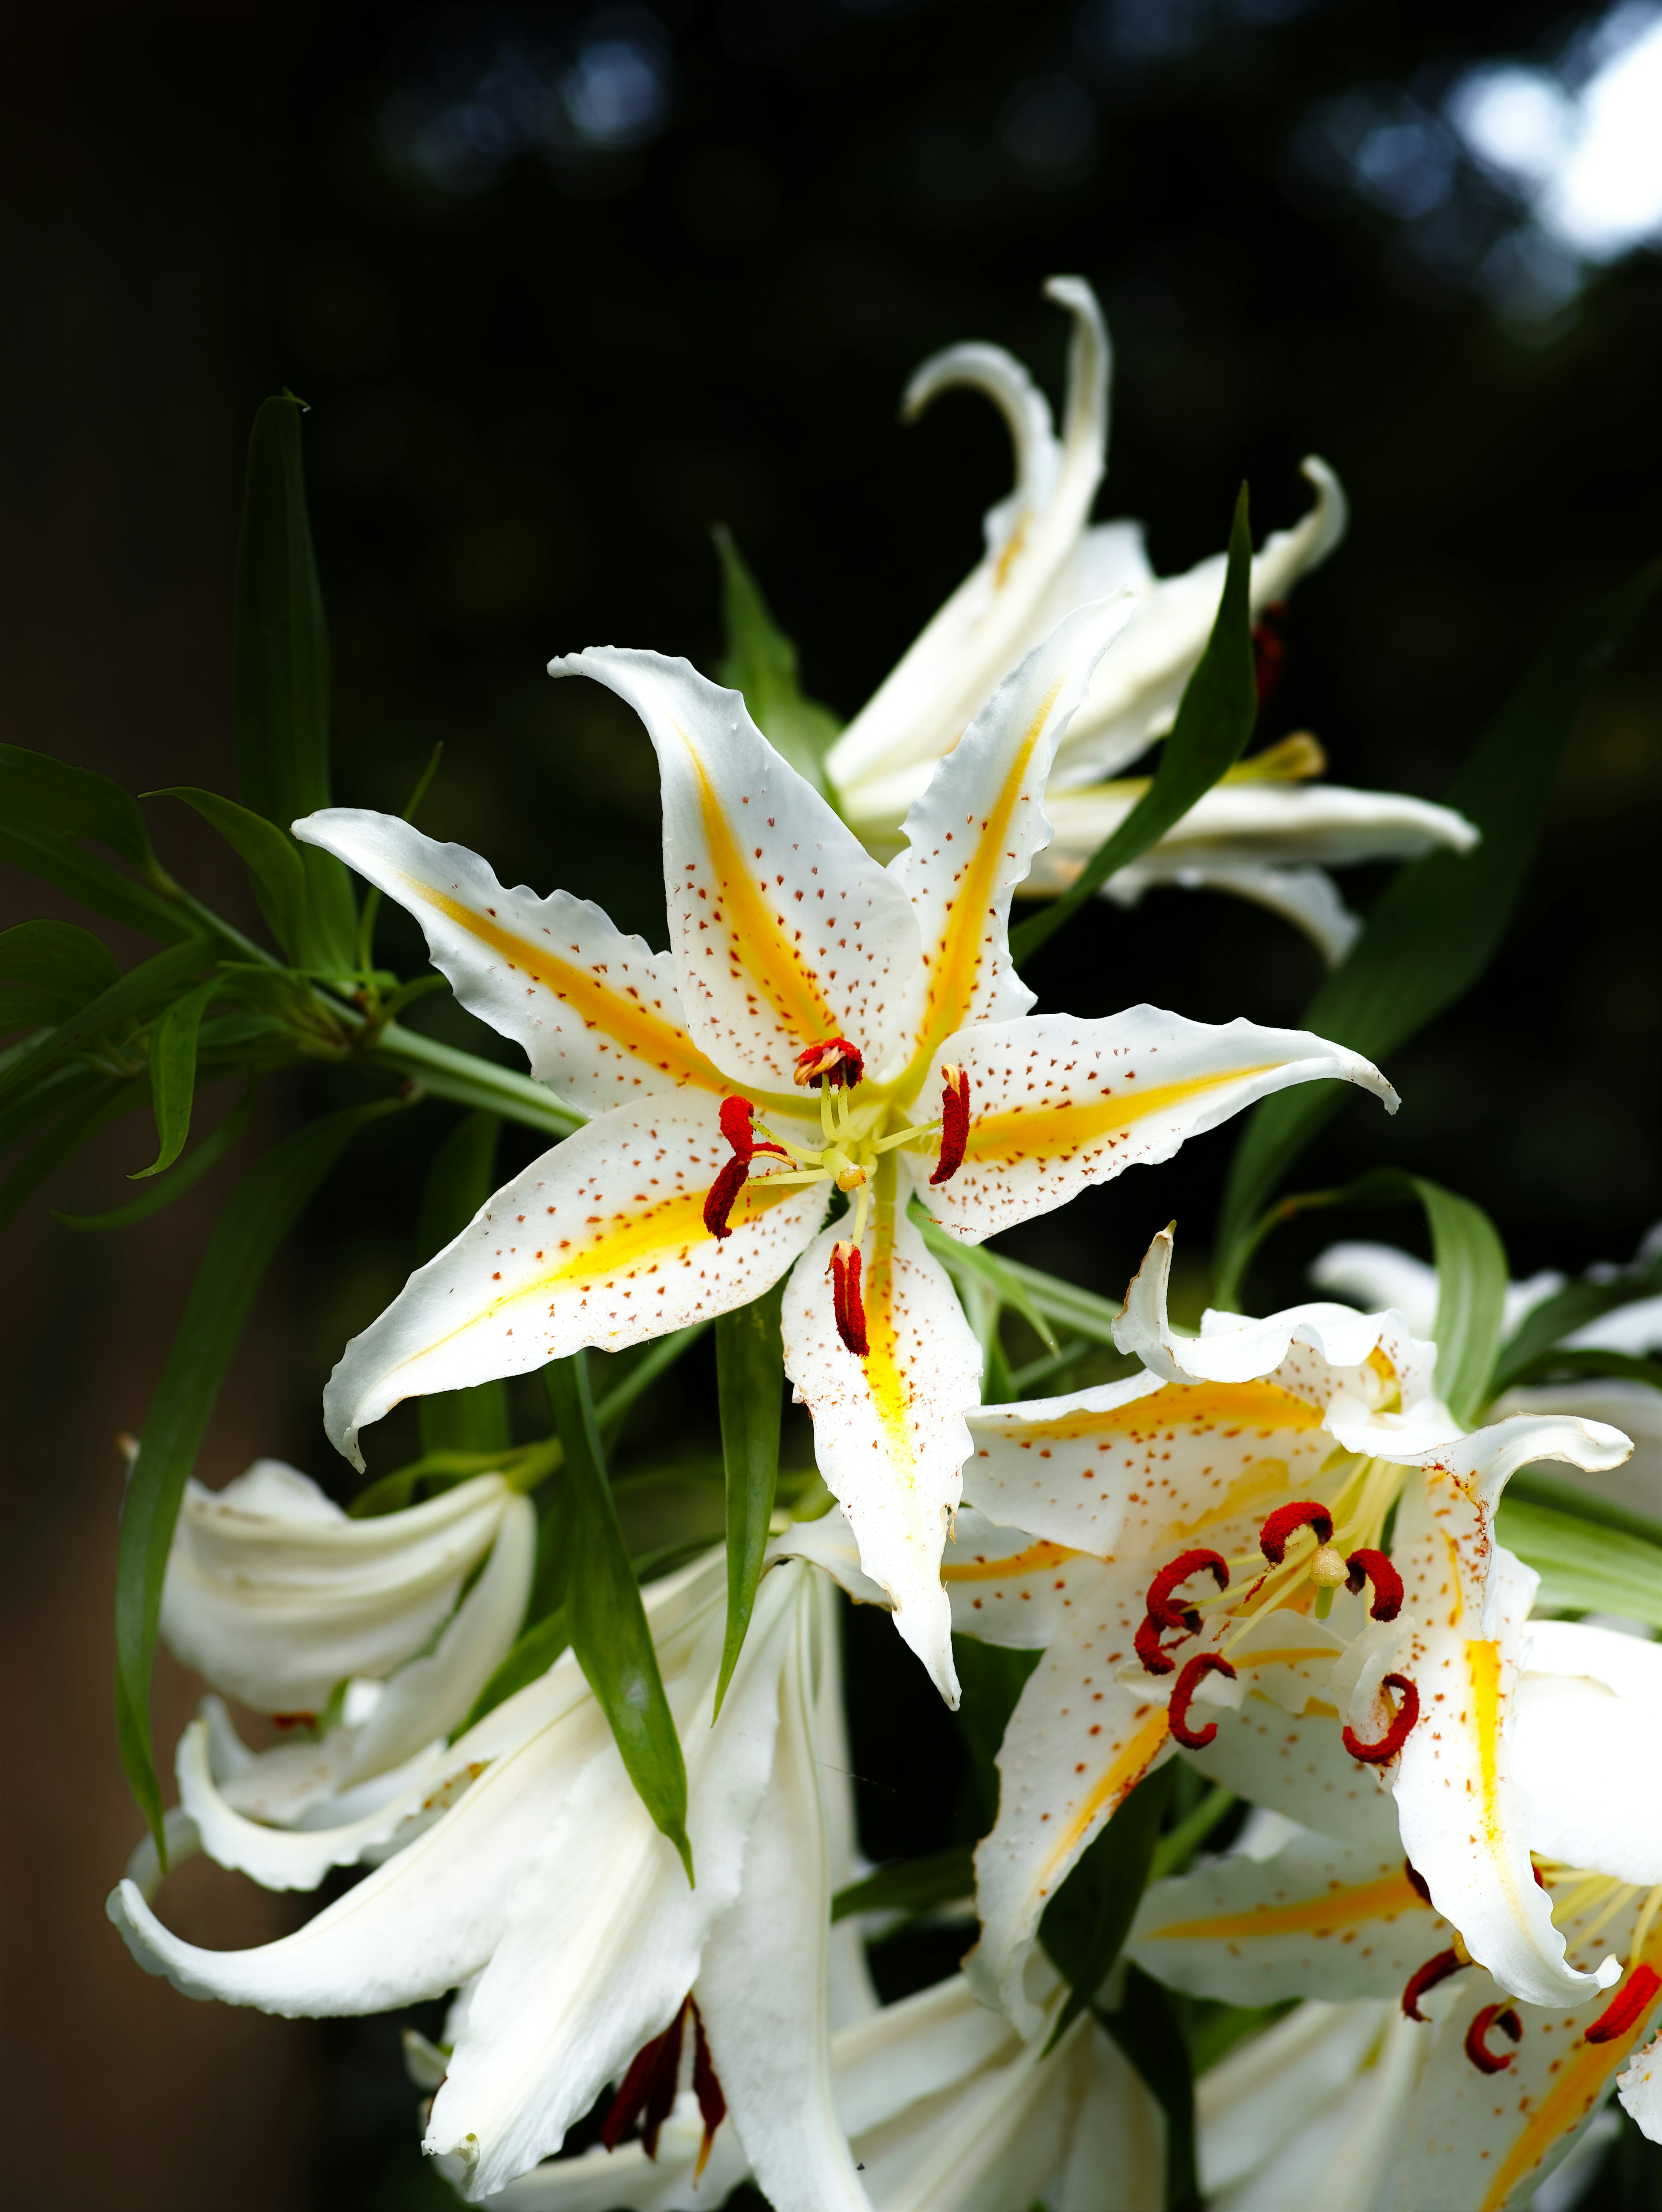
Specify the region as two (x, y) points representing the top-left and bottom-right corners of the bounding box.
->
(1344, 1547), (1404, 1622)
(706, 1095), (792, 1239)
(1145, 1548), (1230, 1629)
(829, 1240), (868, 1358)
(1342, 1672), (1419, 1765)
(929, 1064), (971, 1187)
(1168, 1652), (1236, 1750)
(794, 1038), (864, 1090)
(689, 2000), (726, 2177)
(1401, 1946), (1465, 2021)
(1134, 1614), (1177, 1677)
(1585, 1964), (1661, 2045)
(1258, 1500), (1333, 1564)
(601, 1997), (689, 2158)
(1464, 2003), (1522, 2074)
(703, 1156), (750, 1241)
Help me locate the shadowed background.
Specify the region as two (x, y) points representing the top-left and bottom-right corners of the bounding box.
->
(3, 0), (1658, 2204)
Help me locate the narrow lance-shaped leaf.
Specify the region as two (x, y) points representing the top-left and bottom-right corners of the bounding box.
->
(0, 938), (214, 1118)
(0, 824), (196, 945)
(151, 788), (309, 962)
(235, 393), (357, 973)
(1416, 1174), (1508, 1424)
(1491, 1245), (1662, 1394)
(133, 979), (220, 1180)
(713, 1281), (785, 1717)
(712, 525), (844, 803)
(418, 1111), (511, 1457)
(544, 1354), (693, 1881)
(0, 743), (176, 889)
(1040, 1760), (1175, 2049)
(0, 920), (121, 1031)
(0, 1074), (149, 1236)
(1494, 1499), (1662, 1627)
(1011, 482), (1257, 967)
(1098, 1964), (1201, 2212)
(832, 1846), (975, 1924)
(57, 1080), (257, 1231)
(116, 1096), (403, 1848)
(1215, 556), (1662, 1280)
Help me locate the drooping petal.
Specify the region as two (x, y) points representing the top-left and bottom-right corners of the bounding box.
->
(694, 1574), (871, 2212)
(1129, 1826), (1446, 2006)
(917, 1010), (1397, 1245)
(549, 649), (922, 1090)
(294, 810), (726, 1115)
(1183, 1698), (1400, 1849)
(323, 1095), (828, 1469)
(1513, 1622), (1662, 1884)
(826, 276), (1110, 801)
(160, 1464), (517, 1713)
(1098, 855), (1366, 966)
(968, 1564), (1175, 2038)
(779, 1157), (982, 1705)
(1487, 1376), (1661, 1518)
(885, 595), (1139, 1091)
(1195, 1998), (1409, 2204)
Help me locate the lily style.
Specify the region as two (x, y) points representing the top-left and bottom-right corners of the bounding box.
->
(295, 612), (1395, 1701)
(822, 277), (1477, 962)
(1125, 1616), (1662, 2208)
(113, 1550), (876, 2209)
(852, 1224), (1633, 2036)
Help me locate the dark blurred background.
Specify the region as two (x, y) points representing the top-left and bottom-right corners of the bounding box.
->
(3, 0), (1659, 2204)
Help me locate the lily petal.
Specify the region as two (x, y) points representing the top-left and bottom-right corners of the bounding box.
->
(550, 648), (921, 1090)
(1099, 856), (1366, 966)
(780, 1157), (981, 1705)
(1619, 2026), (1661, 2144)
(887, 594), (1138, 1089)
(1512, 1622), (1662, 1885)
(941, 1510), (1100, 1648)
(1183, 1698), (1399, 1849)
(918, 1010), (1397, 1244)
(323, 1094), (828, 1469)
(294, 810), (725, 1114)
(1195, 1997), (1405, 2202)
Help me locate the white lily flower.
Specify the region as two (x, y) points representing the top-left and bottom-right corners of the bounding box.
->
(112, 1552), (879, 2209)
(822, 1224), (1635, 2036)
(294, 614), (1395, 1702)
(158, 1461), (535, 1836)
(1312, 1229), (1662, 1515)
(435, 1965), (1163, 2212)
(823, 277), (1477, 962)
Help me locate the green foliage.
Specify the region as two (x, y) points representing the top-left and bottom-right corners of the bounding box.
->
(0, 743), (175, 888)
(0, 822), (195, 945)
(133, 979), (220, 1178)
(152, 788), (310, 963)
(952, 1633), (1041, 1832)
(458, 1607), (573, 1735)
(713, 1283), (786, 1717)
(831, 1844), (975, 1924)
(1011, 483), (1257, 968)
(1507, 1467), (1662, 1546)
(0, 938), (215, 1119)
(1491, 1246), (1662, 1395)
(1098, 1965), (1201, 2212)
(0, 920), (122, 1031)
(57, 1081), (257, 1230)
(1215, 557), (1662, 1280)
(1495, 1498), (1662, 1626)
(417, 1112), (512, 1457)
(234, 393), (358, 974)
(545, 1353), (692, 1879)
(1041, 1761), (1175, 2047)
(115, 1096), (403, 1850)
(713, 526), (844, 801)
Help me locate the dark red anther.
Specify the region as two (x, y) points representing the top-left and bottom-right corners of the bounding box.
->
(1168, 1652), (1236, 1750)
(1343, 1673), (1420, 1765)
(1145, 1548), (1230, 1629)
(1258, 1500), (1334, 1565)
(1344, 1547), (1404, 1622)
(1464, 2003), (1522, 2074)
(716, 1094), (788, 1165)
(829, 1240), (868, 1358)
(1134, 1613), (1178, 1677)
(1251, 601), (1288, 707)
(929, 1063), (971, 1187)
(1585, 1965), (1662, 2045)
(1401, 1946), (1464, 2021)
(794, 1037), (864, 1090)
(689, 2000), (726, 2177)
(1404, 1859), (1432, 1906)
(703, 1155), (750, 1241)
(601, 1997), (689, 2158)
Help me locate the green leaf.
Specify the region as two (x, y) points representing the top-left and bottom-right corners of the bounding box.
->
(713, 527), (844, 802)
(1098, 1964), (1201, 2212)
(1149, 1782), (1238, 1882)
(0, 743), (172, 885)
(1215, 557), (1662, 1280)
(458, 1606), (572, 1735)
(1506, 1468), (1662, 1548)
(1493, 1499), (1662, 1627)
(0, 825), (196, 945)
(544, 1354), (692, 1879)
(0, 939), (214, 1117)
(56, 1080), (257, 1231)
(417, 1112), (512, 1458)
(713, 1283), (786, 1717)
(952, 1635), (1042, 1833)
(1040, 1761), (1175, 2048)
(373, 1020), (583, 1141)
(151, 788), (309, 961)
(0, 1074), (148, 1234)
(132, 979), (220, 1179)
(911, 1204), (1061, 1355)
(1491, 1251), (1662, 1395)
(235, 393), (357, 973)
(116, 1096), (403, 1848)
(1501, 1347), (1662, 1393)
(0, 920), (122, 1026)
(831, 1845), (975, 1924)
(1011, 483), (1257, 969)
(595, 1321), (711, 1450)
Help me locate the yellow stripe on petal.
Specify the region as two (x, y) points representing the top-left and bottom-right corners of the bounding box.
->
(942, 1540), (1076, 1582)
(1143, 1868), (1424, 1945)
(402, 874), (728, 1094)
(1039, 1704), (1170, 1894)
(861, 1157), (917, 1476)
(694, 761), (842, 1045)
(1007, 1378), (1326, 1443)
(965, 1065), (1281, 1165)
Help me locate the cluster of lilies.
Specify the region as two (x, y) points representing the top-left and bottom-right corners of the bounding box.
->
(108, 281), (1656, 2210)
